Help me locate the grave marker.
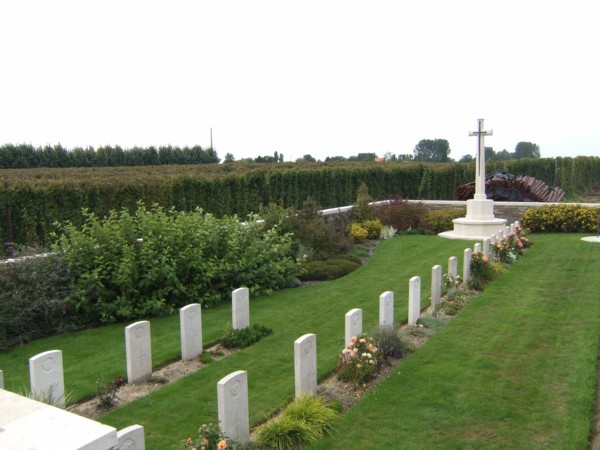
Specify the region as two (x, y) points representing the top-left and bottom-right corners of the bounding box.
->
(117, 424), (145, 450)
(431, 265), (442, 308)
(379, 291), (394, 330)
(448, 256), (458, 294)
(483, 237), (490, 258)
(294, 334), (317, 398)
(232, 287), (250, 330)
(345, 308), (362, 346)
(474, 242), (482, 253)
(180, 303), (203, 361)
(125, 321), (152, 383)
(408, 276), (421, 326)
(217, 370), (249, 447)
(463, 248), (472, 283)
(0, 369), (3, 389)
(29, 350), (64, 407)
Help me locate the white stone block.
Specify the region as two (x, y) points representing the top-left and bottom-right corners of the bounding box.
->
(408, 276), (421, 326)
(29, 350), (64, 407)
(217, 370), (249, 447)
(431, 265), (442, 308)
(463, 248), (472, 283)
(125, 321), (152, 383)
(180, 303), (203, 361)
(483, 238), (490, 258)
(117, 424), (145, 450)
(379, 291), (394, 330)
(294, 334), (317, 398)
(232, 287), (250, 330)
(345, 308), (363, 346)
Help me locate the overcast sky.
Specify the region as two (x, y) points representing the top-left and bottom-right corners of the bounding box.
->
(1, 1), (598, 162)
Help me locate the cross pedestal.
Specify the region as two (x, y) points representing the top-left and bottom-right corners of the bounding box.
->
(439, 119), (506, 240)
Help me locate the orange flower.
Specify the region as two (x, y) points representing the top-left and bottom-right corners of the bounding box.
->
(218, 439), (228, 450)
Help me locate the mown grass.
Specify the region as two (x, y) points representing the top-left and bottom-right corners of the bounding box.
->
(307, 233), (600, 449)
(0, 236), (474, 448)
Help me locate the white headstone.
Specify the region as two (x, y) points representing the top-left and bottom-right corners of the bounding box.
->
(125, 321), (152, 383)
(431, 265), (442, 308)
(408, 276), (421, 325)
(491, 234), (497, 245)
(504, 226), (510, 236)
(294, 334), (317, 398)
(217, 370), (249, 447)
(180, 303), (203, 361)
(510, 223), (515, 234)
(515, 220), (521, 229)
(29, 350), (64, 407)
(0, 369), (3, 389)
(232, 287), (250, 330)
(483, 238), (490, 259)
(463, 248), (472, 283)
(117, 424), (145, 450)
(345, 308), (363, 346)
(474, 242), (482, 253)
(379, 291), (394, 330)
(448, 256), (458, 294)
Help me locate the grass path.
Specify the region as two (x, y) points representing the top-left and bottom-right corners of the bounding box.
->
(307, 233), (600, 449)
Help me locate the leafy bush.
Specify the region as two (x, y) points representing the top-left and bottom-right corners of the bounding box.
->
(335, 334), (380, 386)
(360, 219), (382, 239)
(373, 196), (428, 231)
(348, 223), (368, 242)
(469, 251), (496, 290)
(352, 182), (374, 222)
(521, 204), (600, 232)
(254, 395), (339, 450)
(426, 208), (466, 233)
(0, 255), (83, 349)
(52, 203), (300, 325)
(380, 225), (397, 239)
(221, 323), (274, 349)
(371, 327), (407, 359)
(298, 258), (361, 282)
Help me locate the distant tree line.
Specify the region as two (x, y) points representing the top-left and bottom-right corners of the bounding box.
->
(458, 142), (541, 163)
(0, 143), (219, 168)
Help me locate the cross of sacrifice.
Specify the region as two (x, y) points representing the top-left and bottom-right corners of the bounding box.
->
(469, 118), (493, 200)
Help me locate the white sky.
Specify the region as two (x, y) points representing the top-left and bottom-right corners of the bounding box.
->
(1, 1), (598, 162)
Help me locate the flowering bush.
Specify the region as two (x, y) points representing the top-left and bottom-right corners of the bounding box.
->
(443, 273), (463, 290)
(469, 251), (495, 290)
(521, 204), (599, 232)
(492, 240), (518, 264)
(184, 423), (242, 450)
(335, 334), (380, 386)
(360, 219), (382, 239)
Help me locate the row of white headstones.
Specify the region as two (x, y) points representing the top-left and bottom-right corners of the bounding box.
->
(0, 221), (521, 448)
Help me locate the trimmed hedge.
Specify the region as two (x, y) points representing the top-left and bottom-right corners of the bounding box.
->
(521, 204), (600, 232)
(2, 157), (599, 245)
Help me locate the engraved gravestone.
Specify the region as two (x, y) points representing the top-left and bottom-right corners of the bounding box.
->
(379, 291), (394, 330)
(448, 256), (458, 294)
(345, 308), (363, 347)
(431, 264), (442, 308)
(180, 303), (203, 360)
(217, 370), (249, 447)
(125, 321), (152, 383)
(463, 248), (472, 283)
(117, 424), (145, 450)
(294, 334), (317, 398)
(408, 276), (421, 326)
(29, 350), (64, 407)
(232, 287), (250, 330)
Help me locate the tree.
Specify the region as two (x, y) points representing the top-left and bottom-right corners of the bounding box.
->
(224, 152), (235, 163)
(413, 139), (450, 162)
(515, 142), (540, 159)
(485, 147), (495, 161)
(459, 154), (473, 163)
(296, 154), (316, 163)
(495, 149), (513, 161)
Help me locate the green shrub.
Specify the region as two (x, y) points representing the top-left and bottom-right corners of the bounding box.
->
(254, 396), (339, 450)
(348, 223), (368, 242)
(221, 323), (274, 349)
(521, 204), (600, 232)
(426, 208), (466, 233)
(352, 182), (374, 222)
(469, 251), (496, 291)
(0, 255), (82, 349)
(371, 327), (407, 359)
(298, 258), (361, 282)
(373, 197), (428, 231)
(52, 202), (300, 325)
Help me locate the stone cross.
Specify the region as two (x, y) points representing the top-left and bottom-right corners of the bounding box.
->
(469, 118), (493, 200)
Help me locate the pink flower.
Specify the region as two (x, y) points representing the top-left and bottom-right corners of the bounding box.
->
(218, 439), (228, 450)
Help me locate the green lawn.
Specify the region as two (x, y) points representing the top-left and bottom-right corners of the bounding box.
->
(2, 234), (598, 450)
